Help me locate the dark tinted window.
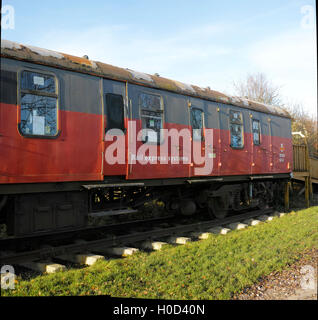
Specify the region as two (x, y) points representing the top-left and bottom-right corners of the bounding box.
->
(19, 71), (58, 137)
(0, 70), (17, 105)
(140, 93), (161, 111)
(106, 94), (125, 132)
(21, 71), (56, 93)
(252, 119), (261, 145)
(230, 110), (244, 148)
(191, 108), (204, 141)
(139, 93), (163, 144)
(229, 109), (243, 124)
(20, 94), (57, 136)
(230, 124), (244, 148)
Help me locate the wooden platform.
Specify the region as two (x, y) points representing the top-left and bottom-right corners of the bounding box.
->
(293, 145), (318, 184)
(291, 144), (318, 208)
(310, 158), (318, 183)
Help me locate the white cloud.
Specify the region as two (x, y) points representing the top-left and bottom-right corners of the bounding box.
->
(247, 28), (317, 116)
(33, 23), (231, 77)
(24, 20), (317, 118)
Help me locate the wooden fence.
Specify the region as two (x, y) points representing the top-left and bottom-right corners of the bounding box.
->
(293, 144), (309, 173)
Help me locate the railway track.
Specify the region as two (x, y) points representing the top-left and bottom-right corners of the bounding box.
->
(0, 214), (175, 252)
(0, 208), (277, 270)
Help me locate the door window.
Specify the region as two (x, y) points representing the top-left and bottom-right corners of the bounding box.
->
(19, 71), (58, 137)
(105, 94), (125, 133)
(230, 110), (244, 148)
(190, 108), (204, 141)
(139, 93), (164, 143)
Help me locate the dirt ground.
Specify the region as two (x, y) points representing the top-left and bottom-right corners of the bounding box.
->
(234, 249), (318, 300)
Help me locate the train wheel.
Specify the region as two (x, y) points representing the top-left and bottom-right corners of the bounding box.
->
(165, 200), (179, 215)
(208, 195), (229, 219)
(257, 195), (267, 210)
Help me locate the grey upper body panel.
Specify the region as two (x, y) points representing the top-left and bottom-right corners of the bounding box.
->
(1, 39), (291, 119)
(1, 57), (101, 115)
(1, 57), (291, 138)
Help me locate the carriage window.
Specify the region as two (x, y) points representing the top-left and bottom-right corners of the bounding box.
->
(230, 110), (244, 148)
(139, 93), (163, 143)
(105, 94), (125, 133)
(252, 119), (261, 145)
(19, 71), (58, 137)
(190, 108), (204, 141)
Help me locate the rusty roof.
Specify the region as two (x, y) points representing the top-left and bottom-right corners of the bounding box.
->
(1, 39), (290, 119)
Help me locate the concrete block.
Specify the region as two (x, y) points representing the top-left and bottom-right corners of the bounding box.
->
(258, 215), (272, 222)
(46, 264), (67, 273)
(98, 247), (139, 257)
(207, 226), (231, 235)
(140, 241), (168, 251)
(227, 222), (248, 230)
(273, 212), (285, 218)
(80, 254), (105, 265)
(167, 236), (191, 245)
(244, 218), (261, 226)
(20, 261), (66, 273)
(189, 232), (212, 240)
(58, 253), (105, 265)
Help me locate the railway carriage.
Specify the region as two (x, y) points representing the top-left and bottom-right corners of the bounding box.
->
(0, 40), (293, 237)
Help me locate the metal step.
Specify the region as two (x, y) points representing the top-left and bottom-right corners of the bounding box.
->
(82, 182), (144, 190)
(89, 208), (138, 218)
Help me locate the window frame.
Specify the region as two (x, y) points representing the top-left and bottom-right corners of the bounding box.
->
(229, 109), (244, 149)
(138, 91), (165, 145)
(190, 107), (205, 141)
(105, 93), (126, 134)
(18, 69), (60, 139)
(252, 119), (261, 146)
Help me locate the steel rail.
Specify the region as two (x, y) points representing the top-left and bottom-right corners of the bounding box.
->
(0, 208), (273, 265)
(0, 215), (174, 252)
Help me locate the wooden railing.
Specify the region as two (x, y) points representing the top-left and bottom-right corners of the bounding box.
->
(310, 158), (318, 180)
(292, 144), (317, 207)
(293, 144), (309, 172)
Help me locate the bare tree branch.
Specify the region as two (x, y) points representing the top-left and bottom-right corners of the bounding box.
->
(233, 73), (318, 157)
(281, 101), (318, 158)
(233, 72), (282, 106)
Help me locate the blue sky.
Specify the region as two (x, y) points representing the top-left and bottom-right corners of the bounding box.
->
(2, 0), (317, 116)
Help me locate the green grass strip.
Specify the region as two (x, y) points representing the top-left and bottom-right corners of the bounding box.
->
(2, 207), (318, 299)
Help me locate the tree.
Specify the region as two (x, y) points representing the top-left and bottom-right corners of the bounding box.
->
(233, 72), (282, 106)
(233, 73), (318, 157)
(283, 102), (318, 158)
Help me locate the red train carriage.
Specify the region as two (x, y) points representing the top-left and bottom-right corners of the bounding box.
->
(0, 40), (293, 236)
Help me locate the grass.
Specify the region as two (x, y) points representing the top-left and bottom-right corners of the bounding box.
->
(2, 207), (318, 299)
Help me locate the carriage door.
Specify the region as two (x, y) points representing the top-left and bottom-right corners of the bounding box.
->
(103, 80), (127, 176)
(260, 117), (272, 173)
(189, 100), (209, 177)
(251, 116), (261, 174)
